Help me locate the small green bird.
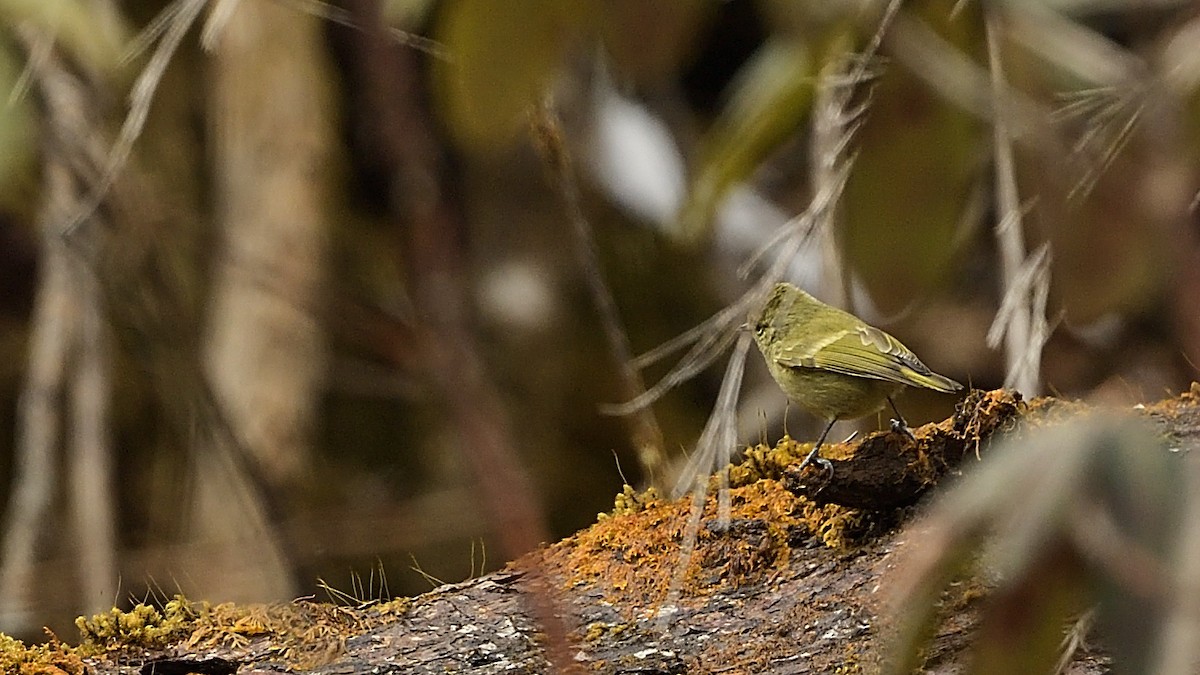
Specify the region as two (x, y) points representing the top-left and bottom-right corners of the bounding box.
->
(752, 282), (963, 472)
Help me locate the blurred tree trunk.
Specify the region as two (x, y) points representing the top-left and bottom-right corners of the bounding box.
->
(205, 0), (334, 488)
(191, 0), (339, 603)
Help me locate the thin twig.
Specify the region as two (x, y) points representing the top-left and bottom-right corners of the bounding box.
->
(672, 333), (754, 498)
(1053, 609), (1094, 675)
(530, 104), (668, 480)
(662, 332), (752, 614)
(277, 0), (449, 60)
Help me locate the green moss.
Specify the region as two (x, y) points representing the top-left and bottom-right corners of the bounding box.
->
(599, 484), (662, 519)
(582, 620), (633, 642)
(72, 593), (407, 669)
(373, 597), (412, 617)
(0, 632), (86, 675)
(730, 436), (810, 487)
(75, 595), (201, 653)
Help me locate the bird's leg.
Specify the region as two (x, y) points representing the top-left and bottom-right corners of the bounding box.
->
(887, 396), (916, 441)
(797, 417), (838, 478)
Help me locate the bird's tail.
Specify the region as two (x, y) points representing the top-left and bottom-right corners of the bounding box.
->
(901, 367), (963, 393)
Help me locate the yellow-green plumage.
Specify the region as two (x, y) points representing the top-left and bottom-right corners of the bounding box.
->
(753, 282), (962, 422)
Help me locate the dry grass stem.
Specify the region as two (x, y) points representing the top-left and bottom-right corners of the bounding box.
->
(64, 0), (206, 237)
(985, 8), (1049, 397)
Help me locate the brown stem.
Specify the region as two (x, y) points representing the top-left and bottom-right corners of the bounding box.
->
(340, 3), (577, 671)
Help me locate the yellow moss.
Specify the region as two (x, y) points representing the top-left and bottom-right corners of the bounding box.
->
(799, 500), (875, 550)
(583, 622), (606, 641)
(737, 437), (890, 551)
(580, 390), (1034, 593)
(599, 484), (663, 519)
(582, 621), (632, 642)
(557, 424), (928, 609)
(835, 655), (862, 674)
(72, 593), (405, 670)
(0, 633), (86, 675)
(75, 595), (200, 653)
(1137, 381), (1200, 418)
(545, 474), (811, 608)
(189, 599), (384, 669)
(373, 597), (412, 617)
(729, 436), (809, 486)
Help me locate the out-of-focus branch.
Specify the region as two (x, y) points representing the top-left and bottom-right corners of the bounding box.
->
(0, 35), (119, 630)
(342, 1), (575, 671)
(0, 186), (73, 634)
(68, 254), (117, 618)
(8, 9), (302, 620)
(529, 105), (668, 483)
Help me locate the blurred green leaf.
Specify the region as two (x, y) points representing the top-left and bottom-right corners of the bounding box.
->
(0, 0), (126, 75)
(841, 3), (986, 310)
(0, 34), (38, 219)
(432, 0), (588, 152)
(675, 35), (816, 245)
(599, 0), (712, 86)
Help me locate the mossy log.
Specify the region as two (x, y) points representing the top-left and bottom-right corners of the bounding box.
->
(18, 387), (1200, 675)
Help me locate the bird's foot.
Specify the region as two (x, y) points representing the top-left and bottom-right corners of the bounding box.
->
(793, 447), (835, 491)
(787, 455), (835, 495)
(796, 445), (822, 472)
(890, 418), (916, 441)
(814, 457), (834, 482)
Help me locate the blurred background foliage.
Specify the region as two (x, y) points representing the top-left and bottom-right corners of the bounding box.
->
(0, 0), (1196, 655)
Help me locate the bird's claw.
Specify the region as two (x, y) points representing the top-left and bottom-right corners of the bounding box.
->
(814, 457), (834, 481)
(890, 418), (916, 441)
(787, 454), (835, 494)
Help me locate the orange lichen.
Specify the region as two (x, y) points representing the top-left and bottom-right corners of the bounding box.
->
(544, 389), (1038, 611)
(545, 477), (806, 608)
(543, 453), (897, 612)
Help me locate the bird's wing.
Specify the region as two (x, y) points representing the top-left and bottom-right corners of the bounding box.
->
(775, 325), (961, 392)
